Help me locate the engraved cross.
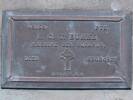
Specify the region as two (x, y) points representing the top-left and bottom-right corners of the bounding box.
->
(60, 49), (74, 71)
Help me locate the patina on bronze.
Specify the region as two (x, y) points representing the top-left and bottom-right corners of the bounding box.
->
(1, 10), (132, 89)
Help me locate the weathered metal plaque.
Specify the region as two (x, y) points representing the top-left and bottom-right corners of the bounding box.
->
(1, 10), (132, 89)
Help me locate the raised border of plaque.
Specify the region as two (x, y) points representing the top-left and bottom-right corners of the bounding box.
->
(1, 10), (132, 89)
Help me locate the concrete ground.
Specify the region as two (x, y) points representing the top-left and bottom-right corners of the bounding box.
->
(0, 0), (133, 100)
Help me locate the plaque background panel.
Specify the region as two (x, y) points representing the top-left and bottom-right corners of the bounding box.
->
(0, 0), (133, 100)
(13, 20), (119, 78)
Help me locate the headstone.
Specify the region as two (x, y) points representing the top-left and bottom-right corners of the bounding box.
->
(1, 10), (132, 89)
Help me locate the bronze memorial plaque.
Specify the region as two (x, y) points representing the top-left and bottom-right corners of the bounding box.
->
(1, 10), (132, 89)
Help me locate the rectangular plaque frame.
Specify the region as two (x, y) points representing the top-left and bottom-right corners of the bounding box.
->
(1, 10), (132, 89)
